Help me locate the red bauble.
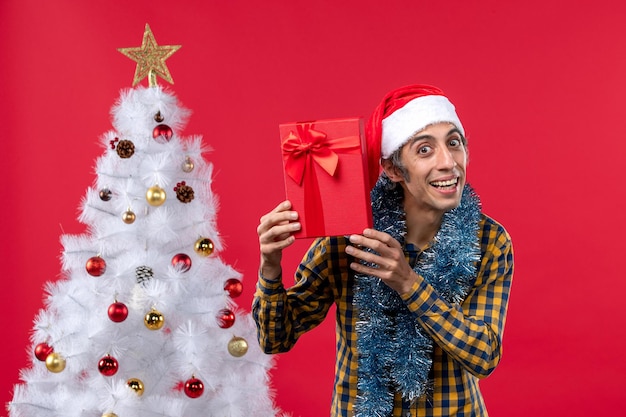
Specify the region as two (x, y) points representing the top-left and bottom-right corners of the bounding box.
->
(152, 124), (173, 143)
(86, 256), (106, 277)
(224, 278), (243, 298)
(184, 377), (204, 398)
(98, 355), (119, 376)
(217, 308), (235, 329)
(108, 302), (129, 322)
(34, 342), (54, 362)
(171, 253), (192, 272)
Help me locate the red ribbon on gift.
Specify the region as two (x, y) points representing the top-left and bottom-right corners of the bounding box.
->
(281, 123), (361, 236)
(282, 123), (361, 185)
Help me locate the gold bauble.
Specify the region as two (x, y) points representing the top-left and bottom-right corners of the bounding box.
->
(122, 210), (136, 224)
(102, 413), (118, 417)
(146, 185), (166, 206)
(144, 309), (165, 330)
(45, 352), (66, 373)
(194, 237), (214, 257)
(182, 156), (194, 173)
(227, 336), (249, 357)
(127, 378), (145, 396)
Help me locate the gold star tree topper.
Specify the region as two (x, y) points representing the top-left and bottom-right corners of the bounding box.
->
(118, 24), (181, 87)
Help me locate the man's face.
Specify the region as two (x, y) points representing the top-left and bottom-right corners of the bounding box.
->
(388, 122), (468, 216)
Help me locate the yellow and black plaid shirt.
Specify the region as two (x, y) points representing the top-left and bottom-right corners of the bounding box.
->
(253, 214), (513, 417)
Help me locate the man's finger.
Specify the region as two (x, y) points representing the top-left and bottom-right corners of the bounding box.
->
(362, 228), (401, 248)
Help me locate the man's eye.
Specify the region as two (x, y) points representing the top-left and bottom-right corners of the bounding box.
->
(418, 146), (431, 154)
(449, 138), (461, 147)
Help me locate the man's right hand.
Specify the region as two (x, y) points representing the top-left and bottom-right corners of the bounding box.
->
(257, 200), (301, 280)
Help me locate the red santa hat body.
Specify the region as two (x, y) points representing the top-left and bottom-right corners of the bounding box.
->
(365, 84), (464, 189)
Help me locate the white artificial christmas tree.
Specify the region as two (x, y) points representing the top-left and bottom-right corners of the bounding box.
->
(8, 24), (280, 417)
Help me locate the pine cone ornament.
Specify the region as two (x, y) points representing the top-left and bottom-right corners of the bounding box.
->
(135, 266), (154, 285)
(116, 139), (135, 159)
(174, 181), (194, 203)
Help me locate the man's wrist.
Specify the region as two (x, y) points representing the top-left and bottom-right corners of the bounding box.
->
(259, 265), (282, 282)
(399, 272), (421, 297)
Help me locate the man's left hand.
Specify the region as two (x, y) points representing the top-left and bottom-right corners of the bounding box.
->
(345, 229), (418, 296)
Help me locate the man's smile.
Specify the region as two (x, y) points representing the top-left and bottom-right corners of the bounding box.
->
(429, 176), (459, 189)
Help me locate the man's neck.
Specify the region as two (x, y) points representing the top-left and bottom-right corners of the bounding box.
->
(404, 204), (444, 250)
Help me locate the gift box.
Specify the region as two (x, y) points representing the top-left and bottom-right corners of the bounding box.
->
(279, 118), (373, 239)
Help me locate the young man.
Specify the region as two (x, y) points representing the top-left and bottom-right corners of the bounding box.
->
(253, 85), (514, 417)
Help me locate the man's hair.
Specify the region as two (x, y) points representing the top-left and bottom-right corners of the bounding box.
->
(386, 147), (409, 182)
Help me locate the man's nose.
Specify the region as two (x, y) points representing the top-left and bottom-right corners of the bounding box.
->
(436, 147), (456, 169)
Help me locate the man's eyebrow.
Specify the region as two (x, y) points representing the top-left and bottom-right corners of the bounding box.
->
(407, 127), (463, 145)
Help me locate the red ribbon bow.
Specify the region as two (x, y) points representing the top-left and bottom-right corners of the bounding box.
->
(282, 123), (359, 185)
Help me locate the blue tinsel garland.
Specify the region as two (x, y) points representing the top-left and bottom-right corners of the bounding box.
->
(353, 174), (481, 417)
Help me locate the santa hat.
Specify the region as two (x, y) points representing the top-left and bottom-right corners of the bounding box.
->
(365, 84), (464, 189)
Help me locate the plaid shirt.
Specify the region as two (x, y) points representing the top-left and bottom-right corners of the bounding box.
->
(253, 214), (513, 417)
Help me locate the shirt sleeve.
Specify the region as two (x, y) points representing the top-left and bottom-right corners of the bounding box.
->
(252, 237), (337, 354)
(400, 217), (514, 378)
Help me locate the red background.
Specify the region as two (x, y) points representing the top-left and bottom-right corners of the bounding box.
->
(1, 1), (625, 416)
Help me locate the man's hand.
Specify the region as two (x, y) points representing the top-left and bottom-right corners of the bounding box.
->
(345, 229), (417, 295)
(257, 200), (301, 280)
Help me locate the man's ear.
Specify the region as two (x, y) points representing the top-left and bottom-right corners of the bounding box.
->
(381, 158), (404, 183)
